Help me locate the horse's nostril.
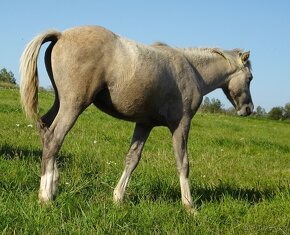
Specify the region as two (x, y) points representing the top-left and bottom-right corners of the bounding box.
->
(246, 107), (252, 115)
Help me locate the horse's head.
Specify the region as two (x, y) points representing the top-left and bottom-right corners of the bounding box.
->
(223, 51), (254, 116)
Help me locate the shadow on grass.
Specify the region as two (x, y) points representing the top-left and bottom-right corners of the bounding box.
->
(193, 183), (277, 206)
(0, 143), (73, 168)
(0, 143), (42, 160)
(129, 180), (283, 207)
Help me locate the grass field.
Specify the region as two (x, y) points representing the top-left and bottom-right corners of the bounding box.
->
(1, 88), (290, 234)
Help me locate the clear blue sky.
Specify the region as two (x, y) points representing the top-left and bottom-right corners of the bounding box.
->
(1, 0), (290, 111)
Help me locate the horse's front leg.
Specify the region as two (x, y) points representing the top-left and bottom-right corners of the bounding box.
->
(113, 123), (152, 203)
(171, 117), (194, 209)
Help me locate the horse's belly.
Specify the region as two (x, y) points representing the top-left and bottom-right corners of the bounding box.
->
(94, 86), (167, 125)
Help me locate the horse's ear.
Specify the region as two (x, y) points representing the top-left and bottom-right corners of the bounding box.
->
(241, 51), (250, 64)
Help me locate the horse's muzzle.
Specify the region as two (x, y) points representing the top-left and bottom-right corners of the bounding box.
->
(237, 103), (254, 116)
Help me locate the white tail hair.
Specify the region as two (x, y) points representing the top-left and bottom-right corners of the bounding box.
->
(20, 30), (61, 122)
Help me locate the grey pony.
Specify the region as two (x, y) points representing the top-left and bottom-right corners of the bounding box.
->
(20, 26), (253, 209)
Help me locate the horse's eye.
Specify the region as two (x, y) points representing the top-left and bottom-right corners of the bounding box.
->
(248, 74), (253, 82)
(245, 76), (252, 86)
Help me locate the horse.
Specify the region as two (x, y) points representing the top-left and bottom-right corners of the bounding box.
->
(20, 26), (253, 210)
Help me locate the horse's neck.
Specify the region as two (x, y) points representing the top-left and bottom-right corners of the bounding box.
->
(180, 49), (232, 96)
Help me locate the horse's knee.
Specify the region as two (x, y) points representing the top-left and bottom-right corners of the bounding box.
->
(177, 163), (189, 177)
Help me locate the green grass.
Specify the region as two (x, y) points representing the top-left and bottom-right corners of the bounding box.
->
(1, 88), (290, 234)
(0, 82), (18, 89)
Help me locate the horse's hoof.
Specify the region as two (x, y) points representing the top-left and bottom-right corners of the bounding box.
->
(38, 190), (53, 204)
(184, 204), (199, 216)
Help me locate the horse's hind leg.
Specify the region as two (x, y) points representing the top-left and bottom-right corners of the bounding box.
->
(113, 123), (152, 203)
(40, 98), (59, 128)
(37, 99), (59, 198)
(39, 103), (82, 202)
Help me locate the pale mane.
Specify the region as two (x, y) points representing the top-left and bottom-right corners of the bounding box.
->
(152, 41), (170, 47)
(180, 47), (231, 62)
(179, 47), (252, 70)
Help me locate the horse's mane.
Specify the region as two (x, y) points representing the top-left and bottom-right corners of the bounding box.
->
(180, 47), (251, 70)
(232, 48), (252, 70)
(151, 42), (251, 70)
(215, 48), (252, 70)
(181, 47), (231, 61)
(152, 41), (170, 47)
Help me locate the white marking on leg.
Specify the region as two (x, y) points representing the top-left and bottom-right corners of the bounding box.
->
(39, 159), (58, 202)
(39, 170), (54, 202)
(113, 170), (130, 203)
(180, 175), (193, 207)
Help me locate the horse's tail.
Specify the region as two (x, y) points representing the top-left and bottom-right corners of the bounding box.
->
(20, 30), (61, 122)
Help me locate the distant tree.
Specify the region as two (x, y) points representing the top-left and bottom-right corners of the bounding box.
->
(224, 107), (236, 115)
(255, 106), (267, 117)
(268, 106), (285, 120)
(284, 103), (290, 119)
(209, 98), (223, 113)
(200, 97), (224, 113)
(203, 96), (210, 108)
(0, 68), (16, 84)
